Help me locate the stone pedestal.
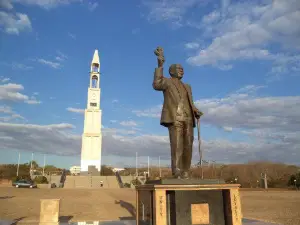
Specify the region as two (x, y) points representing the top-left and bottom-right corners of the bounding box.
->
(39, 199), (60, 225)
(136, 179), (242, 225)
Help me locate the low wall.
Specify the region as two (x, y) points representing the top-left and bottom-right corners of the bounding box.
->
(0, 179), (12, 187)
(63, 175), (141, 189)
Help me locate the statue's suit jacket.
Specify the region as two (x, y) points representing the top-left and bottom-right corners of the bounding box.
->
(152, 67), (197, 128)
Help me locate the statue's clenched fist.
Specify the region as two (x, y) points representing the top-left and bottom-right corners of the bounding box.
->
(154, 46), (165, 67)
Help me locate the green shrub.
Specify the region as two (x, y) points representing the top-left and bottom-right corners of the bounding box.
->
(34, 176), (48, 184)
(131, 178), (142, 186)
(123, 183), (131, 188)
(11, 176), (20, 182)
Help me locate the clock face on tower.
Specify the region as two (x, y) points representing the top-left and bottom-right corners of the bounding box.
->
(91, 93), (96, 100)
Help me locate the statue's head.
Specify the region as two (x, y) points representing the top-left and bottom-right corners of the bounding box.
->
(169, 64), (184, 79)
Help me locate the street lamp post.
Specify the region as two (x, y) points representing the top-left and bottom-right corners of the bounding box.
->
(158, 156), (161, 178)
(16, 152), (20, 177)
(42, 154), (46, 176)
(135, 152), (138, 177)
(147, 156), (150, 177)
(294, 179), (297, 190)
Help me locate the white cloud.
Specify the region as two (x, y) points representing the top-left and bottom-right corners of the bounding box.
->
(55, 57), (64, 62)
(131, 84), (300, 163)
(142, 0), (202, 26)
(0, 82), (41, 104)
(12, 0), (83, 9)
(7, 62), (33, 70)
(195, 95), (300, 133)
(133, 105), (161, 118)
(0, 11), (31, 35)
(26, 97), (40, 104)
(223, 126), (232, 132)
(185, 0), (300, 74)
(1, 118), (299, 164)
(56, 50), (68, 60)
(13, 63), (33, 70)
(184, 42), (200, 49)
(37, 59), (61, 69)
(0, 62), (33, 70)
(68, 32), (76, 39)
(88, 2), (98, 11)
(0, 0), (13, 9)
(120, 120), (138, 127)
(112, 99), (119, 103)
(0, 122), (80, 156)
(202, 10), (220, 24)
(0, 105), (24, 122)
(35, 51), (67, 68)
(1, 77), (10, 83)
(66, 107), (84, 114)
(0, 105), (13, 114)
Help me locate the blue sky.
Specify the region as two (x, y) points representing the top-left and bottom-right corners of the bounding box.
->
(1, 0), (300, 169)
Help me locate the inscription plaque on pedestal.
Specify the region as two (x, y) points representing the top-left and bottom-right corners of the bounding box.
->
(191, 203), (209, 224)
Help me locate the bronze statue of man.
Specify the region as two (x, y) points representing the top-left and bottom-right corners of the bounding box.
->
(153, 47), (203, 179)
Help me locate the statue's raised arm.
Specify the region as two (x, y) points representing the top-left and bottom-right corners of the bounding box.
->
(153, 46), (168, 91)
(154, 46), (165, 68)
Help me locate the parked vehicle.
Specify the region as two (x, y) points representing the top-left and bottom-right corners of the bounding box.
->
(12, 180), (37, 188)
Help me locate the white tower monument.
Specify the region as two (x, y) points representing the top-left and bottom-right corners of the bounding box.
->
(80, 49), (102, 175)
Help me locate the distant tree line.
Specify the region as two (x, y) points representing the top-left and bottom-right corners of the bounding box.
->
(1, 161), (299, 188)
(0, 162), (116, 179)
(119, 161), (300, 188)
(100, 165), (115, 176)
(0, 160), (68, 181)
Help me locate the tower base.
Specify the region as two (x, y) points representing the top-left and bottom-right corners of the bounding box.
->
(80, 165), (101, 176)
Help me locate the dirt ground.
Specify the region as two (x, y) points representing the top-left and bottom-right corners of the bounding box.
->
(0, 187), (300, 225)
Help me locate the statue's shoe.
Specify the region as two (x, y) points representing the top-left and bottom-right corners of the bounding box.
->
(173, 169), (182, 179)
(181, 172), (189, 179)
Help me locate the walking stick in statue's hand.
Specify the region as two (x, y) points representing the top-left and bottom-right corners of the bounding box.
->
(197, 117), (204, 179)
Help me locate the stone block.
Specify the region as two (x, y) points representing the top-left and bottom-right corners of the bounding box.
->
(39, 199), (60, 225)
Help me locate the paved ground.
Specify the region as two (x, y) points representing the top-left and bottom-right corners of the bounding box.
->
(0, 187), (299, 225)
(0, 219), (283, 225)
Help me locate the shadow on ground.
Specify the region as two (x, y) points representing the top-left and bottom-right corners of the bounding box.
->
(242, 219), (281, 225)
(59, 216), (73, 223)
(115, 200), (136, 220)
(10, 217), (26, 225)
(0, 219), (281, 225)
(0, 196), (15, 200)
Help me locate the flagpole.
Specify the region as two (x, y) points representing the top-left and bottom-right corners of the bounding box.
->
(42, 154), (46, 176)
(147, 156), (150, 177)
(30, 152), (34, 178)
(17, 152), (20, 177)
(30, 153), (33, 169)
(159, 156), (161, 178)
(135, 152), (138, 177)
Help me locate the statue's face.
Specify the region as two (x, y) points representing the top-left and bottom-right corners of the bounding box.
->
(176, 64), (184, 79)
